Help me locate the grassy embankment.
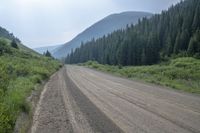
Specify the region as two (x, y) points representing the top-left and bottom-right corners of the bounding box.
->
(0, 38), (62, 132)
(82, 57), (200, 94)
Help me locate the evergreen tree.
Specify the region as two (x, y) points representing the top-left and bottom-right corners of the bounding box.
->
(44, 50), (52, 57)
(165, 36), (173, 56)
(192, 3), (200, 31)
(141, 49), (147, 65)
(187, 30), (200, 55)
(11, 40), (18, 49)
(180, 30), (190, 50)
(173, 32), (181, 54)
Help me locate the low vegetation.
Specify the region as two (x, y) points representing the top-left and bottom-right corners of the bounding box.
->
(0, 38), (61, 132)
(82, 57), (200, 94)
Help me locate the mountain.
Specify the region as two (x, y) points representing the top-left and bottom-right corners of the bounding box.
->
(66, 0), (200, 66)
(0, 26), (20, 42)
(34, 44), (62, 54)
(0, 26), (38, 54)
(53, 11), (152, 59)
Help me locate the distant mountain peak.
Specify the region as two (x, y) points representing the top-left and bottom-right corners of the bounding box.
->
(53, 11), (152, 59)
(34, 44), (63, 54)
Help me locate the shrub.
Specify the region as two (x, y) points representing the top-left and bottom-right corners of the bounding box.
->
(0, 103), (13, 132)
(118, 64), (123, 69)
(0, 39), (11, 55)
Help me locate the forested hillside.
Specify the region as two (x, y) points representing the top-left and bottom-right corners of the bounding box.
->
(53, 11), (152, 59)
(66, 0), (200, 66)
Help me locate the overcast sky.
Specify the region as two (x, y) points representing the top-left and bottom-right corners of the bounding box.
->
(0, 0), (180, 48)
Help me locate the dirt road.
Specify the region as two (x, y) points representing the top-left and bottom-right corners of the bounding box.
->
(31, 65), (200, 133)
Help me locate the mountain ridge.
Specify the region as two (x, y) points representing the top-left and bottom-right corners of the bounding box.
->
(34, 44), (62, 54)
(0, 26), (38, 54)
(65, 0), (200, 66)
(53, 11), (152, 59)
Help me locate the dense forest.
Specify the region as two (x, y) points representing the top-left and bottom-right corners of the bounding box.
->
(65, 0), (200, 66)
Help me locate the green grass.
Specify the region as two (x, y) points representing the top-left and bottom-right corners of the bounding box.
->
(0, 38), (62, 132)
(82, 57), (200, 94)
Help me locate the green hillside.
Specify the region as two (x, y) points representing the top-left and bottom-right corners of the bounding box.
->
(0, 37), (61, 132)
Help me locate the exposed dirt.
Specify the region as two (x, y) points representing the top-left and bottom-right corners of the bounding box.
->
(31, 71), (73, 133)
(31, 67), (122, 133)
(31, 65), (200, 133)
(14, 81), (47, 133)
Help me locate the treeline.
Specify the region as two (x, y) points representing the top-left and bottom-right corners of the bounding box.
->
(65, 0), (200, 66)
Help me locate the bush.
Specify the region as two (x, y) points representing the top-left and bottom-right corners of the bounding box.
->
(0, 103), (13, 132)
(91, 64), (99, 69)
(118, 64), (123, 69)
(0, 65), (9, 93)
(0, 39), (11, 55)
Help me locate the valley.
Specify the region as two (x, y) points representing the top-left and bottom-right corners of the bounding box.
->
(0, 0), (200, 133)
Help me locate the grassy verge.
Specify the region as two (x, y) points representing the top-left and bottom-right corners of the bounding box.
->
(81, 57), (200, 94)
(0, 38), (62, 132)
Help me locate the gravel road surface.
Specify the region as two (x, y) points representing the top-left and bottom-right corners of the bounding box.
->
(31, 65), (200, 133)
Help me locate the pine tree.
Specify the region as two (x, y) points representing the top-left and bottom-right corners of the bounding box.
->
(187, 30), (200, 55)
(192, 3), (200, 31)
(141, 49), (146, 65)
(44, 50), (52, 57)
(180, 30), (190, 50)
(165, 36), (173, 56)
(11, 40), (18, 49)
(173, 32), (181, 54)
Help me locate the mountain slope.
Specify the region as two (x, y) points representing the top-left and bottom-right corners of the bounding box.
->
(0, 27), (20, 43)
(0, 26), (38, 54)
(53, 11), (152, 58)
(66, 0), (200, 66)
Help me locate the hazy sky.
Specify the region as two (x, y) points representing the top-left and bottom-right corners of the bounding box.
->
(0, 0), (180, 48)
